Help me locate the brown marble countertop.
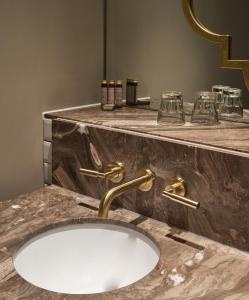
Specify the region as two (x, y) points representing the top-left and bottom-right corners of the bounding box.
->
(45, 105), (249, 155)
(1, 185), (249, 299)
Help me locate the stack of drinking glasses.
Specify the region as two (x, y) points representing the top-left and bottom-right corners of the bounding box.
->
(212, 85), (243, 120)
(157, 87), (243, 126)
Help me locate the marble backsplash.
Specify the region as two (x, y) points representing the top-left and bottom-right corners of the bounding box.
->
(46, 105), (249, 153)
(52, 119), (249, 252)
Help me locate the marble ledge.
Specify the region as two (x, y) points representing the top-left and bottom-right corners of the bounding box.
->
(45, 106), (249, 155)
(1, 185), (249, 299)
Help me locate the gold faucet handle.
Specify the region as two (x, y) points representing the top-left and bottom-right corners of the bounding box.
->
(80, 162), (125, 184)
(162, 177), (200, 209)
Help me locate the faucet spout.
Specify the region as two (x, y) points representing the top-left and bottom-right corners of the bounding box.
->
(98, 169), (155, 218)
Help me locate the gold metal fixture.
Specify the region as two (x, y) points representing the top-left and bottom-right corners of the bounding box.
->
(162, 177), (200, 209)
(80, 162), (125, 184)
(98, 169), (155, 218)
(182, 0), (249, 90)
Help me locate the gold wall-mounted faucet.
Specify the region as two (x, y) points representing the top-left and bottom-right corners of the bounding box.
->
(98, 169), (155, 218)
(80, 162), (125, 184)
(162, 177), (200, 209)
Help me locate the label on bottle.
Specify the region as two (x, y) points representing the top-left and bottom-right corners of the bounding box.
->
(101, 87), (108, 105)
(108, 87), (115, 104)
(115, 86), (123, 108)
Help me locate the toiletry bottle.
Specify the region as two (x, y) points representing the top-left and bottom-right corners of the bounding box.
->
(126, 79), (133, 105)
(132, 80), (138, 105)
(115, 80), (123, 108)
(101, 80), (108, 106)
(126, 79), (138, 106)
(108, 80), (115, 105)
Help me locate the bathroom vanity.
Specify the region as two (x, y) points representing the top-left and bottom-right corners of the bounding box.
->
(1, 185), (249, 299)
(1, 104), (249, 299)
(1, 0), (249, 298)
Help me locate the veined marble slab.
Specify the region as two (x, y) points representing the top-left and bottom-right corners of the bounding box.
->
(1, 185), (249, 299)
(52, 120), (249, 252)
(45, 105), (249, 154)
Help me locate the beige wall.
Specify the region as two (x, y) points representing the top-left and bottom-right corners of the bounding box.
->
(0, 0), (104, 201)
(107, 0), (249, 106)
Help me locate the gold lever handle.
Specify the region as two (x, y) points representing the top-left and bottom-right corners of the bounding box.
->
(80, 162), (125, 184)
(162, 177), (200, 209)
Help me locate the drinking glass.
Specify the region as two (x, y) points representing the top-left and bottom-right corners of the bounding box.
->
(157, 91), (185, 125)
(212, 85), (230, 111)
(219, 88), (243, 119)
(191, 91), (218, 125)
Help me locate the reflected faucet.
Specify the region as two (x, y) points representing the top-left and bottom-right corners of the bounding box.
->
(80, 162), (125, 184)
(98, 169), (155, 218)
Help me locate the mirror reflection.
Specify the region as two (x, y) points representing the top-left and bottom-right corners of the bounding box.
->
(106, 0), (249, 112)
(194, 0), (249, 60)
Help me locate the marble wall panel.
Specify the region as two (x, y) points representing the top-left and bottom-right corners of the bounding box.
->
(52, 119), (249, 251)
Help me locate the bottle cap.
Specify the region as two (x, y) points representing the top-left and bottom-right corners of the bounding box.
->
(116, 80), (122, 85)
(126, 78), (138, 86)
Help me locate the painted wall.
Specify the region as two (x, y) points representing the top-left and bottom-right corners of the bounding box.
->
(106, 0), (249, 106)
(0, 0), (104, 200)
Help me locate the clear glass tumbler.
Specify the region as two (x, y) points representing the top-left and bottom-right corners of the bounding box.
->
(212, 85), (230, 111)
(191, 91), (218, 125)
(157, 91), (185, 125)
(219, 88), (243, 119)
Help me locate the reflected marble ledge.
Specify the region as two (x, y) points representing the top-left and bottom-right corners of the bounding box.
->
(45, 105), (249, 155)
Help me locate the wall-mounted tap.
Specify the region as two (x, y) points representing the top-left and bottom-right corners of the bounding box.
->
(162, 177), (200, 209)
(98, 169), (155, 218)
(80, 162), (125, 183)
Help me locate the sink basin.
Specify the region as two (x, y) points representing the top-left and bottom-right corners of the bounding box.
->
(14, 221), (160, 295)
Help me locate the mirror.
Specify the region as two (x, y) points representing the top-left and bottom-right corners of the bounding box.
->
(106, 0), (249, 112)
(183, 0), (249, 91)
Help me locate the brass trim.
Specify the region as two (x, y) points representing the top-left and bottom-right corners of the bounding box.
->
(162, 177), (200, 210)
(182, 0), (249, 89)
(98, 169), (155, 218)
(80, 162), (125, 183)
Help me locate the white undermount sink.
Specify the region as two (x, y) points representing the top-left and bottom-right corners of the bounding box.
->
(14, 222), (160, 295)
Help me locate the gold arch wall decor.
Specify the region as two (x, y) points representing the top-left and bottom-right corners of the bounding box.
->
(182, 0), (249, 90)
